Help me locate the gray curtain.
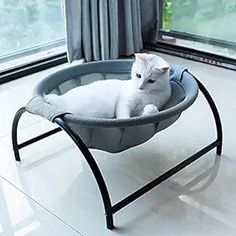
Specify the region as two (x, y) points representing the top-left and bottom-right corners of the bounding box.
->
(64, 0), (159, 62)
(141, 0), (161, 44)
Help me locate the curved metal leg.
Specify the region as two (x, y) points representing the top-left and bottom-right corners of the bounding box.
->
(54, 117), (114, 230)
(12, 107), (26, 161)
(194, 78), (223, 155)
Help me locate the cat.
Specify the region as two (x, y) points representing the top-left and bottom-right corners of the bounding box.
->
(44, 53), (171, 119)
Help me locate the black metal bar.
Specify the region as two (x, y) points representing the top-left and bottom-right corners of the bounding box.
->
(0, 52), (67, 84)
(112, 140), (218, 214)
(54, 117), (114, 230)
(144, 42), (236, 71)
(12, 107), (26, 161)
(18, 127), (62, 149)
(11, 107), (62, 161)
(191, 76), (223, 155)
(159, 29), (236, 50)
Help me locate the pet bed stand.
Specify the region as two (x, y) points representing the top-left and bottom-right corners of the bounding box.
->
(12, 61), (222, 230)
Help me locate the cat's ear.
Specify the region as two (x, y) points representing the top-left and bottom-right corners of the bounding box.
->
(155, 66), (169, 75)
(154, 57), (169, 74)
(159, 66), (169, 74)
(134, 53), (149, 64)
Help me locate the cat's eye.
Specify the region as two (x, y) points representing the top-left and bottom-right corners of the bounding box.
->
(148, 79), (155, 84)
(136, 73), (141, 79)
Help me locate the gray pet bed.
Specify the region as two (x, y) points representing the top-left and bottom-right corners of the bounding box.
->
(12, 59), (222, 230)
(26, 60), (198, 152)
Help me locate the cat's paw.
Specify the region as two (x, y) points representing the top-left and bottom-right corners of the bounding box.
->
(142, 104), (159, 116)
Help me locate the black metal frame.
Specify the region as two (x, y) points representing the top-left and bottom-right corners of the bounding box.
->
(159, 29), (236, 51)
(144, 41), (236, 71)
(11, 78), (222, 230)
(0, 52), (67, 84)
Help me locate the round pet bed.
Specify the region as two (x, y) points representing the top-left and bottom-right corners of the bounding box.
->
(25, 60), (198, 153)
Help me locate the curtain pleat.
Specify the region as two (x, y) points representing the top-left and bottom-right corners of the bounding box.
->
(118, 0), (143, 55)
(120, 0), (134, 55)
(131, 0), (143, 51)
(140, 0), (160, 43)
(82, 0), (92, 61)
(99, 0), (109, 60)
(108, 0), (118, 59)
(64, 0), (82, 62)
(136, 0), (143, 49)
(91, 0), (100, 60)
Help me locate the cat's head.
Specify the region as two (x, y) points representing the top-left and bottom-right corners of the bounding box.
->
(131, 53), (169, 91)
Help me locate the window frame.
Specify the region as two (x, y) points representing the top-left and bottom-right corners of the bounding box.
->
(154, 0), (236, 70)
(0, 52), (67, 84)
(1, 0), (236, 85)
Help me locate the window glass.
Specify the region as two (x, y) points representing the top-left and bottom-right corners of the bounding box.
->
(0, 0), (65, 71)
(162, 0), (236, 59)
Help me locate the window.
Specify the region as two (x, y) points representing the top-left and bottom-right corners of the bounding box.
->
(0, 0), (65, 73)
(160, 0), (236, 60)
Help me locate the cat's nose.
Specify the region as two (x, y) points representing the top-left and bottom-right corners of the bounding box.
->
(138, 84), (145, 90)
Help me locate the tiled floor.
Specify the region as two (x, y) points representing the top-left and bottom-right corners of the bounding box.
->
(0, 53), (236, 236)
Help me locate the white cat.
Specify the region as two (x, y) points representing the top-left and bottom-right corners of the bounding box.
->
(45, 53), (171, 119)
